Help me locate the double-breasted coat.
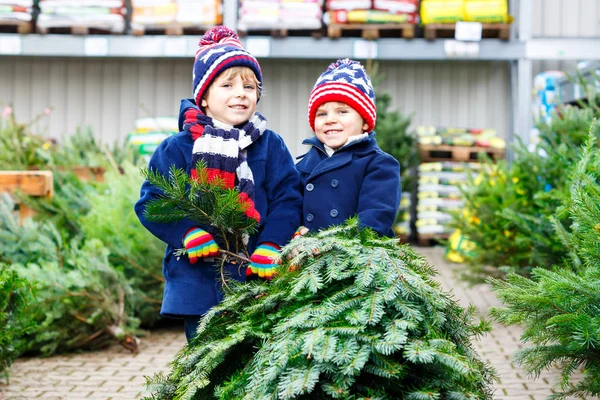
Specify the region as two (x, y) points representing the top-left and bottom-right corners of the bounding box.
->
(296, 134), (401, 237)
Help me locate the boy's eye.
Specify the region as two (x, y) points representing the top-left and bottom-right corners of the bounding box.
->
(244, 84), (255, 90)
(222, 83), (232, 88)
(316, 112), (327, 117)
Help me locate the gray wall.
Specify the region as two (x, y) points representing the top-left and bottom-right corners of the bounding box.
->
(532, 0), (600, 37)
(0, 57), (509, 158)
(0, 0), (596, 156)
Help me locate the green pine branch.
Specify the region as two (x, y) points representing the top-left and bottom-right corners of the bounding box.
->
(141, 160), (258, 261)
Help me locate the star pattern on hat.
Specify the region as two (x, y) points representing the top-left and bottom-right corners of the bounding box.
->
(199, 47), (227, 63)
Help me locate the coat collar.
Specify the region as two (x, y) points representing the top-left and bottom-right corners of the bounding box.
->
(301, 131), (376, 155)
(297, 132), (379, 179)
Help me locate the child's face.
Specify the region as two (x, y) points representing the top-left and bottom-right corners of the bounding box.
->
(314, 102), (368, 149)
(201, 70), (258, 126)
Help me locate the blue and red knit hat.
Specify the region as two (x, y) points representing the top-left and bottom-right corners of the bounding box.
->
(308, 58), (376, 132)
(193, 26), (263, 108)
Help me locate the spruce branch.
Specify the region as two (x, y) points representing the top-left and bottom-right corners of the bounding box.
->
(141, 160), (259, 264)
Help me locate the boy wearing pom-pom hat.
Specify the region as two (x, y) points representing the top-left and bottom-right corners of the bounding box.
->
(296, 58), (401, 237)
(135, 26), (302, 341)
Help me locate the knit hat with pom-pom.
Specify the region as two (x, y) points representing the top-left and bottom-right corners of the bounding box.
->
(308, 58), (376, 132)
(192, 26), (263, 108)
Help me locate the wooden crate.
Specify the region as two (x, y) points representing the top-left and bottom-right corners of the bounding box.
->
(419, 144), (505, 162)
(131, 24), (211, 36)
(327, 23), (415, 40)
(416, 232), (450, 247)
(0, 20), (32, 34)
(65, 166), (106, 182)
(423, 23), (511, 41)
(37, 25), (122, 35)
(238, 28), (324, 38)
(0, 171), (53, 223)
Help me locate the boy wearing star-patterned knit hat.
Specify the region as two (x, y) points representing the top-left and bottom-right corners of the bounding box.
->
(296, 58), (401, 237)
(135, 26), (302, 342)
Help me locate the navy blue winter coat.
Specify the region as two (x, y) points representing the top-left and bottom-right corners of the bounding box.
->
(134, 99), (302, 317)
(296, 134), (401, 237)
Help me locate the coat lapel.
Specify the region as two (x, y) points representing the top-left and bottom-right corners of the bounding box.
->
(299, 135), (378, 181)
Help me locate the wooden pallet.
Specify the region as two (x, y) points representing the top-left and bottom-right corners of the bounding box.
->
(0, 20), (32, 34)
(37, 25), (122, 35)
(328, 23), (415, 40)
(416, 233), (450, 247)
(424, 23), (511, 41)
(0, 171), (53, 224)
(131, 24), (212, 36)
(238, 28), (324, 38)
(419, 144), (505, 162)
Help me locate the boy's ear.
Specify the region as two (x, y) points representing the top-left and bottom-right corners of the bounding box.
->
(201, 98), (208, 108)
(362, 122), (369, 132)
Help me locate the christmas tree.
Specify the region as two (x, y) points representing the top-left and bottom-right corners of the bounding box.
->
(142, 219), (495, 399)
(489, 126), (600, 399)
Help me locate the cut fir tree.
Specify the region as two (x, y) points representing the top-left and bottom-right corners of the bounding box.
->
(143, 219), (496, 400)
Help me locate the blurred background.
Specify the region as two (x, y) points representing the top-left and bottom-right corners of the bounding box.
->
(0, 0), (598, 157)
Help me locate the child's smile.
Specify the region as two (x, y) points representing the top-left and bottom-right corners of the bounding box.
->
(202, 73), (258, 126)
(314, 102), (368, 150)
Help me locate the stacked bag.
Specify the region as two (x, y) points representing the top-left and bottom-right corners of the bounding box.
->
(417, 160), (479, 237)
(0, 0), (34, 25)
(417, 125), (505, 149)
(238, 0), (323, 31)
(420, 0), (510, 25)
(325, 0), (418, 25)
(130, 0), (222, 30)
(36, 0), (126, 33)
(127, 117), (178, 161)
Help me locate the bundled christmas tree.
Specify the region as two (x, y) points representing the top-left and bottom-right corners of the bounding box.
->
(139, 162), (496, 399)
(489, 126), (600, 399)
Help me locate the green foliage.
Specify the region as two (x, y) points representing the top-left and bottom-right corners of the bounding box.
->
(0, 112), (52, 170)
(489, 127), (600, 399)
(142, 161), (258, 257)
(0, 265), (37, 383)
(451, 104), (600, 278)
(0, 192), (141, 356)
(144, 219), (495, 399)
(79, 162), (165, 326)
(371, 64), (419, 224)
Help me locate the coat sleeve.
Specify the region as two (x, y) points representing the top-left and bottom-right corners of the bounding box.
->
(257, 134), (303, 246)
(356, 153), (401, 237)
(134, 137), (211, 249)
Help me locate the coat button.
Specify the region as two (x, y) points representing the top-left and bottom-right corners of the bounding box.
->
(306, 183), (314, 192)
(306, 213), (314, 222)
(331, 179), (339, 188)
(330, 209), (338, 217)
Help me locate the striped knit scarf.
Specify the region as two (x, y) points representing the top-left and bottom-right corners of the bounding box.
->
(183, 107), (267, 222)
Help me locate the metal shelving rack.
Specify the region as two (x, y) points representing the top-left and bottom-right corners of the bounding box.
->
(0, 0), (598, 146)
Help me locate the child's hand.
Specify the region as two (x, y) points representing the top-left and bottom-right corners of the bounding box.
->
(247, 243), (280, 280)
(183, 227), (219, 264)
(292, 226), (309, 240)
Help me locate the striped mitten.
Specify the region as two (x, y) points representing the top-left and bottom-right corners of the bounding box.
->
(183, 227), (219, 264)
(247, 242), (280, 280)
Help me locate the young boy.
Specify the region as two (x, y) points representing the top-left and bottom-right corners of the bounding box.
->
(296, 58), (401, 237)
(134, 26), (302, 341)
